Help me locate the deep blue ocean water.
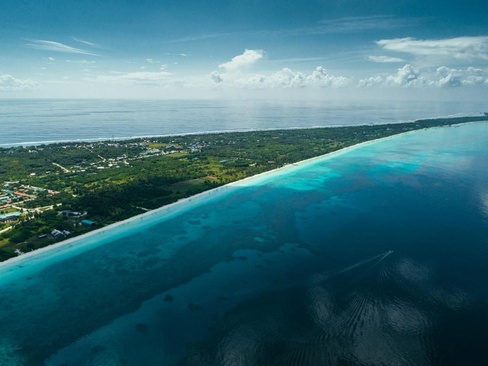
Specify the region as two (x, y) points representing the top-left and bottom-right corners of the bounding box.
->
(0, 120), (487, 365)
(0, 99), (487, 146)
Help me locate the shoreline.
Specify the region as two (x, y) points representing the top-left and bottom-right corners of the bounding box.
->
(0, 125), (437, 272)
(1, 119), (486, 272)
(0, 112), (482, 148)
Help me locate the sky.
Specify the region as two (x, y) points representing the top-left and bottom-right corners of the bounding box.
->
(1, 0), (487, 100)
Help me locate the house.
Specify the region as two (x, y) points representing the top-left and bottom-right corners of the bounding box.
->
(51, 229), (64, 238)
(81, 219), (95, 227)
(0, 212), (22, 222)
(62, 210), (83, 218)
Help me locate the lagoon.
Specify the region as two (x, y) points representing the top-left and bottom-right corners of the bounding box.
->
(0, 121), (487, 365)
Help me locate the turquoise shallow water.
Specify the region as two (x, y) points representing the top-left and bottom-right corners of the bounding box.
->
(0, 122), (488, 365)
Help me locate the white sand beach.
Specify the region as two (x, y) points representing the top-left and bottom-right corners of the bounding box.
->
(0, 126), (450, 273)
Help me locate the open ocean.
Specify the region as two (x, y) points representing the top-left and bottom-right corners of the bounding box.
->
(0, 113), (487, 365)
(0, 99), (487, 146)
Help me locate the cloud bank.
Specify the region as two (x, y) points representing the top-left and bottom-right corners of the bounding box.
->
(0, 74), (39, 91)
(211, 66), (351, 89)
(359, 64), (488, 88)
(436, 66), (488, 87)
(210, 48), (487, 91)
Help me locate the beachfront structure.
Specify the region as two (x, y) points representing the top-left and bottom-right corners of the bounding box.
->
(51, 229), (64, 238)
(0, 211), (22, 222)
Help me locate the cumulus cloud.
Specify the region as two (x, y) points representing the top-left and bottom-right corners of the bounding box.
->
(219, 49), (264, 72)
(465, 67), (488, 85)
(436, 66), (463, 87)
(26, 39), (98, 56)
(234, 74), (267, 88)
(359, 64), (428, 87)
(261, 68), (306, 88)
(358, 64), (427, 88)
(358, 75), (384, 88)
(376, 36), (488, 61)
(368, 55), (405, 63)
(306, 66), (352, 87)
(225, 67), (351, 89)
(359, 64), (488, 88)
(358, 64), (428, 88)
(0, 74), (39, 91)
(385, 64), (427, 87)
(436, 66), (487, 87)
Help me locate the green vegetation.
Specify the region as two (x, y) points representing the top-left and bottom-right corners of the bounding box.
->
(0, 115), (486, 261)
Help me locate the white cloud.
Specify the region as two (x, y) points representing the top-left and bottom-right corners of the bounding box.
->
(210, 71), (223, 84)
(376, 36), (488, 61)
(358, 64), (428, 88)
(465, 67), (488, 85)
(48, 57), (55, 61)
(26, 39), (98, 56)
(234, 74), (267, 88)
(97, 70), (172, 85)
(0, 74), (39, 91)
(223, 66), (351, 89)
(436, 66), (463, 87)
(64, 59), (96, 65)
(368, 55), (405, 63)
(358, 76), (384, 88)
(385, 64), (428, 87)
(219, 49), (264, 72)
(359, 64), (488, 88)
(72, 38), (99, 47)
(146, 58), (160, 64)
(164, 53), (188, 57)
(306, 66), (352, 87)
(119, 71), (171, 82)
(245, 68), (304, 88)
(436, 66), (488, 87)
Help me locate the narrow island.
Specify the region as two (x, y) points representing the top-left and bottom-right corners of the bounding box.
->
(0, 115), (486, 262)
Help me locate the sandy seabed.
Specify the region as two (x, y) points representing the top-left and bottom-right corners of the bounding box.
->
(0, 127), (435, 273)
